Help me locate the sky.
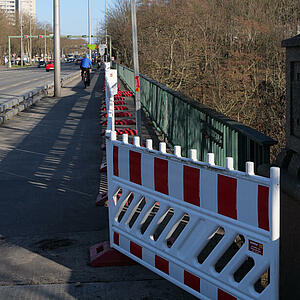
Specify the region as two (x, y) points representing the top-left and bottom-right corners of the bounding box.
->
(36, 0), (117, 36)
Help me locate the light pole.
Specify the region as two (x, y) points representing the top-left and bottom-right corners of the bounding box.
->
(20, 2), (24, 67)
(44, 27), (47, 60)
(105, 0), (108, 61)
(88, 0), (92, 59)
(130, 0), (141, 137)
(105, 34), (112, 61)
(8, 36), (11, 68)
(29, 16), (32, 64)
(54, 0), (61, 97)
(105, 0), (107, 44)
(108, 34), (112, 60)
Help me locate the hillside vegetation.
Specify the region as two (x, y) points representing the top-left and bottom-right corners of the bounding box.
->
(107, 0), (300, 160)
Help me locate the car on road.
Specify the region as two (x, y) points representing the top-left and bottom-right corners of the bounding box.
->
(67, 55), (75, 63)
(38, 61), (46, 68)
(46, 61), (54, 72)
(75, 58), (82, 65)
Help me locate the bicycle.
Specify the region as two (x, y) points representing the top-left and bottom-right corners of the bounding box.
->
(82, 69), (89, 89)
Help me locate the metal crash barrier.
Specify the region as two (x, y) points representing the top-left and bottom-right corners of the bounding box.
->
(103, 65), (280, 300)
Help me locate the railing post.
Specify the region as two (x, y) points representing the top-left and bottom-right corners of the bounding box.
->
(8, 37), (11, 68)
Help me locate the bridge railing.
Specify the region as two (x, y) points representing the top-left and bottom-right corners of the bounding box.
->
(114, 63), (277, 171)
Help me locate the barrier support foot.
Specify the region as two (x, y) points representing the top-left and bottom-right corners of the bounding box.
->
(89, 241), (136, 267)
(95, 192), (108, 206)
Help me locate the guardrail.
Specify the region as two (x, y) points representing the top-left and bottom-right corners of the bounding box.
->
(114, 63), (277, 171)
(0, 71), (81, 125)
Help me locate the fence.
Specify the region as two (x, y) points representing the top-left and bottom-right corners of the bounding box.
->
(114, 63), (277, 171)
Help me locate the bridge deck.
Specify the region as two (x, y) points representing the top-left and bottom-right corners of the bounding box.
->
(0, 70), (195, 299)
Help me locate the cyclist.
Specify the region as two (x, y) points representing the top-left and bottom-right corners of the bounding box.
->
(80, 54), (93, 86)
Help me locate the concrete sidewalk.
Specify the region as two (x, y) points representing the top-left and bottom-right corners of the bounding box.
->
(0, 70), (196, 299)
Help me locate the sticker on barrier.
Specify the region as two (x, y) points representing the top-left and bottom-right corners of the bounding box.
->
(104, 132), (280, 300)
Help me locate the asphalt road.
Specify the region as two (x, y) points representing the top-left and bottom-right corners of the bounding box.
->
(0, 63), (80, 105)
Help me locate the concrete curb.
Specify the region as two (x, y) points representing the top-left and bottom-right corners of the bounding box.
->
(0, 71), (81, 125)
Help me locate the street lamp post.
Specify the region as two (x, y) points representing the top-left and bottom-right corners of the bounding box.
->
(105, 0), (107, 45)
(20, 4), (24, 67)
(54, 0), (61, 97)
(104, 34), (112, 61)
(44, 28), (47, 59)
(8, 37), (11, 68)
(130, 0), (141, 137)
(105, 0), (107, 61)
(88, 0), (92, 59)
(29, 16), (32, 64)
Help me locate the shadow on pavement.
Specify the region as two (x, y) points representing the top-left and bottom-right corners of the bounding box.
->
(0, 70), (196, 300)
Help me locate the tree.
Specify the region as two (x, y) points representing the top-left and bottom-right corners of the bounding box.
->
(106, 0), (300, 160)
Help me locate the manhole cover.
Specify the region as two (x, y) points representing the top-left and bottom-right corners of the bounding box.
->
(36, 239), (75, 250)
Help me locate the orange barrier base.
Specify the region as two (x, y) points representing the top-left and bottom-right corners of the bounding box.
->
(96, 192), (108, 206)
(89, 241), (137, 267)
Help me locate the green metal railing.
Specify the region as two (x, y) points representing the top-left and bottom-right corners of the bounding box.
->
(114, 63), (277, 171)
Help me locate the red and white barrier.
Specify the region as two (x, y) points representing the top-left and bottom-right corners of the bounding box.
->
(104, 67), (118, 133)
(105, 132), (280, 300)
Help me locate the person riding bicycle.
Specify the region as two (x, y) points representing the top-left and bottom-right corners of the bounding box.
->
(80, 54), (93, 86)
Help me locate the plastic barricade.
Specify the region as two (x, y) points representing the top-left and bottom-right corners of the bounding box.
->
(101, 112), (133, 118)
(105, 132), (280, 300)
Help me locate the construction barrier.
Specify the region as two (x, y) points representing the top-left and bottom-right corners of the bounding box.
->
(104, 66), (118, 133)
(102, 105), (129, 111)
(104, 131), (280, 300)
(102, 63), (279, 299)
(101, 112), (133, 118)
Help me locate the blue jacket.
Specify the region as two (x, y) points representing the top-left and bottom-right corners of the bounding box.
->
(80, 57), (93, 68)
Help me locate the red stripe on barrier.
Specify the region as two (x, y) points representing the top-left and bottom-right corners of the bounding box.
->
(155, 255), (169, 275)
(218, 289), (236, 300)
(115, 112), (132, 117)
(113, 146), (119, 176)
(218, 174), (237, 219)
(130, 241), (142, 259)
(129, 151), (141, 185)
(115, 119), (136, 125)
(258, 185), (270, 231)
(113, 232), (119, 246)
(154, 158), (168, 195)
(128, 129), (136, 136)
(114, 101), (127, 105)
(184, 270), (200, 292)
(114, 106), (128, 110)
(184, 166), (200, 206)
